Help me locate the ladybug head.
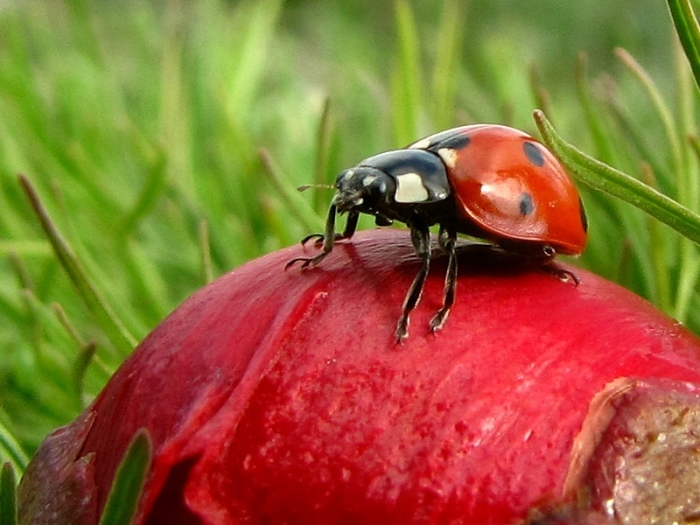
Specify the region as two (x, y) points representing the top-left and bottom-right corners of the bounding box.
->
(333, 167), (395, 214)
(333, 149), (451, 216)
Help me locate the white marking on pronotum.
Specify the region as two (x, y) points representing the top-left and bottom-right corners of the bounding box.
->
(434, 188), (449, 200)
(342, 170), (354, 181)
(361, 174), (378, 187)
(409, 137), (432, 150)
(437, 147), (458, 170)
(394, 173), (429, 203)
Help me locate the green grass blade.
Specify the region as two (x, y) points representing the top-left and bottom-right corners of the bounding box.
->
(392, 0), (423, 144)
(312, 97), (335, 214)
(259, 149), (324, 233)
(431, 0), (463, 129)
(528, 63), (554, 125)
(0, 420), (29, 474)
(534, 110), (700, 246)
(18, 175), (137, 355)
(225, 0), (284, 117)
(118, 148), (168, 238)
(640, 164), (672, 314)
(575, 53), (615, 163)
(199, 220), (214, 285)
(98, 430), (152, 525)
(0, 463), (17, 525)
(615, 48), (683, 200)
(667, 0), (700, 90)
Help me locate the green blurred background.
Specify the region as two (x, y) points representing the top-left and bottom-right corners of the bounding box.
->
(0, 0), (697, 469)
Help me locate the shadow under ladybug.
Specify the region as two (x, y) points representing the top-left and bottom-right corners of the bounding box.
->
(286, 124), (588, 342)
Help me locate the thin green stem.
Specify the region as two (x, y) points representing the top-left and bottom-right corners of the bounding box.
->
(667, 0), (700, 91)
(258, 149), (324, 233)
(18, 175), (137, 355)
(0, 421), (29, 473)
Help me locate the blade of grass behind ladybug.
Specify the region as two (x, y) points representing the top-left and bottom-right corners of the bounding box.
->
(98, 430), (152, 525)
(0, 420), (29, 474)
(575, 53), (616, 165)
(312, 96), (336, 216)
(667, 0), (700, 91)
(528, 63), (555, 126)
(18, 175), (137, 356)
(391, 0), (423, 145)
(199, 220), (214, 285)
(534, 110), (700, 247)
(431, 0), (463, 130)
(0, 463), (17, 525)
(614, 48), (684, 201)
(259, 148), (323, 232)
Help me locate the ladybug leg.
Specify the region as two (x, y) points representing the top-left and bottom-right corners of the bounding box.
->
(430, 225), (457, 333)
(396, 221), (431, 342)
(285, 204), (341, 269)
(301, 211), (359, 247)
(541, 264), (580, 286)
(338, 210), (359, 240)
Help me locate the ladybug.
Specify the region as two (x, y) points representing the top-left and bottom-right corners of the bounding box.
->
(287, 124), (588, 341)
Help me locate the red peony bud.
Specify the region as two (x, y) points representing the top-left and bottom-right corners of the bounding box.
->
(17, 229), (700, 524)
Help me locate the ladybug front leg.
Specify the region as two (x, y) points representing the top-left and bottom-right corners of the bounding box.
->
(430, 225), (457, 333)
(286, 204), (341, 269)
(396, 221), (431, 342)
(301, 211), (359, 247)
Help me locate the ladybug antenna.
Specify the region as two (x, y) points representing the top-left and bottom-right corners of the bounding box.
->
(297, 183), (335, 192)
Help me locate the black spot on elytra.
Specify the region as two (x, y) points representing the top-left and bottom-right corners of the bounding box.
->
(519, 192), (535, 216)
(579, 197), (588, 232)
(440, 134), (471, 150)
(428, 132), (471, 152)
(523, 142), (545, 167)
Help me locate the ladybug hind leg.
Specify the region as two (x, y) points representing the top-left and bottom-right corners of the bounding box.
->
(396, 220), (431, 342)
(541, 263), (580, 286)
(429, 225), (457, 333)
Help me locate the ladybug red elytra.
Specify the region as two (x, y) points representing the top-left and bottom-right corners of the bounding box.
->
(287, 124), (588, 341)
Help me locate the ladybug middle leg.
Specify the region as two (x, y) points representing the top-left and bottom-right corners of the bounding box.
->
(429, 225), (457, 333)
(396, 220), (431, 342)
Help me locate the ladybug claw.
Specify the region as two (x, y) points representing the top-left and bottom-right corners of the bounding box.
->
(395, 317), (409, 343)
(543, 266), (580, 286)
(284, 257), (307, 270)
(429, 309), (450, 333)
(285, 252), (329, 271)
(300, 233), (324, 247)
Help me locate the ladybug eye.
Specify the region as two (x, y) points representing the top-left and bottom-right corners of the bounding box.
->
(519, 192), (535, 216)
(523, 142), (545, 167)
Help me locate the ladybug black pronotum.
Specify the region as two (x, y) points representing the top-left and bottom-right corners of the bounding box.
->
(286, 124), (588, 341)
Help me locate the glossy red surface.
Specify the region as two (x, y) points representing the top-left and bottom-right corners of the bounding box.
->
(18, 229), (700, 524)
